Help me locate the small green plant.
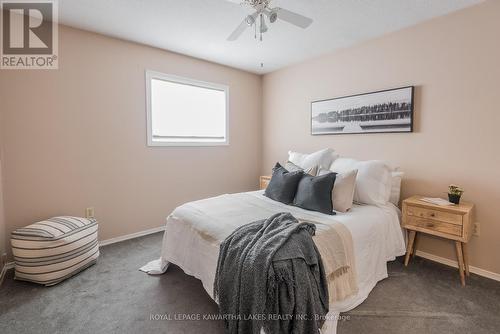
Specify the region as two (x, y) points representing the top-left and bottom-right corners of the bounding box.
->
(448, 184), (464, 196)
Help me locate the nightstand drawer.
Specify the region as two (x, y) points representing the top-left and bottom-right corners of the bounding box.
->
(405, 216), (462, 237)
(406, 206), (462, 226)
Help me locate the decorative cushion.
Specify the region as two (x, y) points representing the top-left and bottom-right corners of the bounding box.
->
(11, 216), (99, 286)
(288, 148), (338, 171)
(389, 171), (404, 205)
(319, 168), (358, 213)
(284, 161), (318, 176)
(293, 173), (337, 215)
(330, 158), (392, 206)
(265, 163), (304, 204)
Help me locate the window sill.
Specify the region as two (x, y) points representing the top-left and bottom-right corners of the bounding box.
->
(147, 141), (229, 147)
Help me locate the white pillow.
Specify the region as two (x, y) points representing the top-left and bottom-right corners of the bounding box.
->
(389, 171), (404, 206)
(288, 148), (338, 172)
(330, 158), (392, 206)
(318, 168), (358, 213)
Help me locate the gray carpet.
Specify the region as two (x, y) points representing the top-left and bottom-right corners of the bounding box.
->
(1, 232), (499, 334)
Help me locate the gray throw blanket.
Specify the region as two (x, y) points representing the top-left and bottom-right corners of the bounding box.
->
(214, 212), (329, 334)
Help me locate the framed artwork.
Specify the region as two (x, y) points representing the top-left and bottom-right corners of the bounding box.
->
(311, 86), (414, 135)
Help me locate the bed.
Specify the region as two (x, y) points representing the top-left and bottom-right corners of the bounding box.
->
(143, 190), (406, 333)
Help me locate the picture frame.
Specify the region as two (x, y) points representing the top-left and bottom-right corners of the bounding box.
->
(311, 86), (414, 135)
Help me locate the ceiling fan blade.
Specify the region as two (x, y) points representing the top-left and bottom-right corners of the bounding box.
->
(227, 11), (259, 41)
(275, 7), (313, 29)
(227, 19), (249, 41)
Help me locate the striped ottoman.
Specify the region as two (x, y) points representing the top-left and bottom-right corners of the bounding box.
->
(11, 216), (99, 286)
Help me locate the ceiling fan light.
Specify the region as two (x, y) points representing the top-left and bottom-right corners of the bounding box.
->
(245, 14), (255, 26)
(269, 9), (278, 23)
(260, 14), (268, 33)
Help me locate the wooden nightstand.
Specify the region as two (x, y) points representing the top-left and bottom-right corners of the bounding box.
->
(402, 195), (474, 286)
(259, 176), (271, 190)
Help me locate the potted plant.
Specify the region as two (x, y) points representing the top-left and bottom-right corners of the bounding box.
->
(448, 184), (464, 204)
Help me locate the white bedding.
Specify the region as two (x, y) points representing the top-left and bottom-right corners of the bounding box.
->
(146, 191), (406, 333)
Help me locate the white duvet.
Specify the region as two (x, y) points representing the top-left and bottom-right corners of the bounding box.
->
(144, 191), (406, 333)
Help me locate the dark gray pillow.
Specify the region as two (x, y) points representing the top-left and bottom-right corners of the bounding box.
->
(264, 163), (304, 204)
(293, 173), (337, 215)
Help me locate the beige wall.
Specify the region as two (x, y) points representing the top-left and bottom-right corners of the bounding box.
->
(262, 0), (500, 274)
(0, 25), (262, 258)
(0, 137), (5, 262)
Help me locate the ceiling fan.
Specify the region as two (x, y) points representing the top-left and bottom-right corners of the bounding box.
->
(227, 0), (313, 41)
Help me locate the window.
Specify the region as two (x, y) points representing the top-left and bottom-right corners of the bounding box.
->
(146, 70), (229, 146)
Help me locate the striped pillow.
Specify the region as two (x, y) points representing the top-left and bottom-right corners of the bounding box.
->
(11, 216), (99, 286)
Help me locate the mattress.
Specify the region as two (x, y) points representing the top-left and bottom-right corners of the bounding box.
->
(155, 191), (406, 332)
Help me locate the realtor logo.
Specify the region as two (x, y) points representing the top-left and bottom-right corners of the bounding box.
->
(1, 0), (58, 69)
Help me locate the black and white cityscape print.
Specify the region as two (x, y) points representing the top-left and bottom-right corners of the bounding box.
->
(311, 86), (414, 135)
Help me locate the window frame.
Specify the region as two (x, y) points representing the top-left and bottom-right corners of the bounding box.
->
(145, 70), (230, 147)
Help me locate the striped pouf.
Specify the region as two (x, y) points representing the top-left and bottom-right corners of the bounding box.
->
(11, 216), (99, 286)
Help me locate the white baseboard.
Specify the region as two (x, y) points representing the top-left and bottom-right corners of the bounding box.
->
(99, 225), (165, 247)
(0, 260), (14, 286)
(415, 250), (500, 282)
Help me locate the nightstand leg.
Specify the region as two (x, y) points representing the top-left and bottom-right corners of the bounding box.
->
(462, 243), (470, 277)
(411, 233), (419, 257)
(405, 231), (416, 266)
(455, 241), (466, 286)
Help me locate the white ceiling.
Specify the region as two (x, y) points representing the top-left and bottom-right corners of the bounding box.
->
(58, 0), (484, 74)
